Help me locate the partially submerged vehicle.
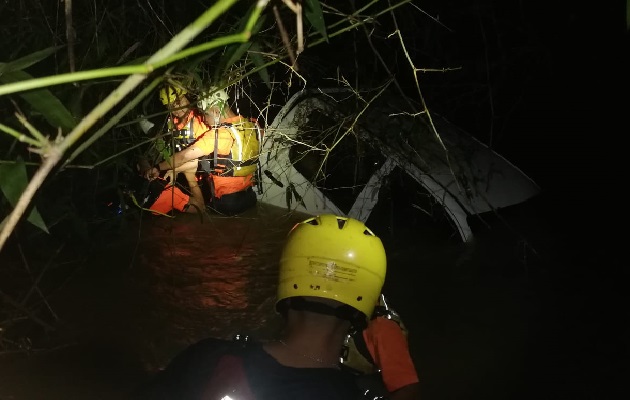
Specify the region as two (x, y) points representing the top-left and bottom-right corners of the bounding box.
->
(257, 88), (540, 243)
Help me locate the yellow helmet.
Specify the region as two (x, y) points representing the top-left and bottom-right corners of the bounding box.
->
(159, 85), (187, 105)
(276, 214), (387, 322)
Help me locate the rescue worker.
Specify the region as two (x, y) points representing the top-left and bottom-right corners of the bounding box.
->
(144, 85), (260, 216)
(139, 84), (210, 215)
(133, 214), (387, 399)
(342, 294), (421, 400)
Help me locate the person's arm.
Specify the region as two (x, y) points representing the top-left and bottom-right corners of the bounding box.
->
(144, 146), (204, 180)
(363, 317), (420, 399)
(144, 120), (234, 180)
(159, 159), (199, 184)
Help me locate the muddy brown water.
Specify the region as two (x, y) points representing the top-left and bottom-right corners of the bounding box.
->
(0, 202), (589, 399)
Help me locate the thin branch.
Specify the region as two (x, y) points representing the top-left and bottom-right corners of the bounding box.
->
(296, 2), (303, 54)
(387, 3), (465, 196)
(273, 5), (298, 70)
(307, 0), (412, 47)
(0, 289), (56, 331)
(63, 76), (163, 167)
(18, 243), (64, 321)
(65, 0), (76, 73)
(15, 113), (48, 144)
(0, 123), (40, 147)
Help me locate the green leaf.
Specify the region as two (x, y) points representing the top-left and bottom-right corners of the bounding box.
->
(304, 0), (327, 42)
(250, 42), (271, 89)
(0, 46), (63, 74)
(0, 70), (77, 133)
(0, 160), (49, 234)
(215, 15), (266, 81)
(221, 42), (253, 78)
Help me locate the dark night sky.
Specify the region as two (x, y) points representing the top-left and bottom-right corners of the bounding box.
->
(376, 3), (630, 395)
(483, 3), (629, 395)
(426, 1), (627, 244)
(307, 1), (627, 231)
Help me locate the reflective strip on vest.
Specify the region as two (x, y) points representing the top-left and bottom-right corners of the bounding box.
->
(214, 120), (260, 177)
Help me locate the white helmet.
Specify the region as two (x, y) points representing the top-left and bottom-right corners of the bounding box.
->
(198, 87), (229, 111)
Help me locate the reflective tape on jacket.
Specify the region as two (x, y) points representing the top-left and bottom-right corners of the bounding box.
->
(215, 117), (261, 177)
(197, 116), (262, 177)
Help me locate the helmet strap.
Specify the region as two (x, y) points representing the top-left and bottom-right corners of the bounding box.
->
(279, 297), (367, 330)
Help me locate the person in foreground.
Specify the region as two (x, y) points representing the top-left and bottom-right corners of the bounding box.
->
(133, 214), (387, 399)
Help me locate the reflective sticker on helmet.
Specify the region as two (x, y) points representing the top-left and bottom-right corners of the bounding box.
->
(308, 260), (357, 283)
